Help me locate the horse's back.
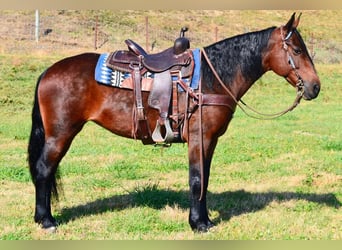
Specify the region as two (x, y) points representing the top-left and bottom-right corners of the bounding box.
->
(43, 53), (99, 81)
(39, 52), (99, 88)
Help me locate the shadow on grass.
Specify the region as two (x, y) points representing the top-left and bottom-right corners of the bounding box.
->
(56, 184), (341, 227)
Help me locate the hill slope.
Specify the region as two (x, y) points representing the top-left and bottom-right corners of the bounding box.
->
(0, 10), (341, 63)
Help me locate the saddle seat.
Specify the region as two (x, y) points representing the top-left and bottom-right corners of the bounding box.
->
(124, 39), (191, 73)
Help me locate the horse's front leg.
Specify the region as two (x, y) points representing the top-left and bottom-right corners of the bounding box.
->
(188, 137), (218, 232)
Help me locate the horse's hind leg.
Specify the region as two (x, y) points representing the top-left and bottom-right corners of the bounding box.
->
(33, 131), (82, 231)
(33, 143), (59, 230)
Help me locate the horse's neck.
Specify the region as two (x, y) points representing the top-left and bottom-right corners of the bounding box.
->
(203, 27), (275, 99)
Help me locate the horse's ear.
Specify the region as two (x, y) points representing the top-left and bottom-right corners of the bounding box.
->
(284, 12), (301, 31)
(293, 12), (302, 29)
(285, 12), (295, 31)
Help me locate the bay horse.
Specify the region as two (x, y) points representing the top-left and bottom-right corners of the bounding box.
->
(28, 13), (320, 233)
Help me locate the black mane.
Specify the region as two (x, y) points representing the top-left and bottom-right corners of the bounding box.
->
(202, 27), (276, 87)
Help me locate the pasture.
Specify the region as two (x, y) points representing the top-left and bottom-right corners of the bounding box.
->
(0, 10), (341, 240)
(0, 54), (340, 239)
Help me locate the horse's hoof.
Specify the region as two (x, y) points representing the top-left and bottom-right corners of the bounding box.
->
(38, 217), (58, 233)
(192, 221), (215, 233)
(44, 226), (57, 233)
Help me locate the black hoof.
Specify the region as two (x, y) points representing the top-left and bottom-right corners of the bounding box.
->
(191, 220), (215, 233)
(36, 217), (58, 233)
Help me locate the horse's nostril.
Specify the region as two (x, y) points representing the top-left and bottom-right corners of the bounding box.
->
(313, 83), (320, 96)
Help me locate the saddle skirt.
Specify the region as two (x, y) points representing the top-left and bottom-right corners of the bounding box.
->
(94, 48), (201, 92)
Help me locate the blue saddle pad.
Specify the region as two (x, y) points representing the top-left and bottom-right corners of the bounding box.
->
(95, 48), (201, 91)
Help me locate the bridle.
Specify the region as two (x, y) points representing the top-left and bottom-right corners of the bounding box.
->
(201, 26), (305, 120)
(282, 27), (305, 94)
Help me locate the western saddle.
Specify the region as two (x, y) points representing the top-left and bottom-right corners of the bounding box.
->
(105, 27), (194, 145)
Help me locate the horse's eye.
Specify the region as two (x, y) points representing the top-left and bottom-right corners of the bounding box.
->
(293, 47), (302, 55)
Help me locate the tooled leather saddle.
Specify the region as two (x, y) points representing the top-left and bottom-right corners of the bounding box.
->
(105, 27), (194, 145)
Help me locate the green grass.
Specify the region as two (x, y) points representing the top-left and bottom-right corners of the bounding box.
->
(0, 11), (341, 239)
(0, 56), (340, 240)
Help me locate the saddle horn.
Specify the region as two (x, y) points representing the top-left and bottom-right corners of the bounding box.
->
(180, 27), (189, 37)
(174, 27), (190, 55)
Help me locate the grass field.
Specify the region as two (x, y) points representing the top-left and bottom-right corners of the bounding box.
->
(0, 55), (341, 240)
(0, 11), (341, 240)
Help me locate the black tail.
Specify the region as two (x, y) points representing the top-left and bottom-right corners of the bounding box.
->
(28, 71), (59, 199)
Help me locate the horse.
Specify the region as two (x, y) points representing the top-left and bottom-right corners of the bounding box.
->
(28, 13), (320, 233)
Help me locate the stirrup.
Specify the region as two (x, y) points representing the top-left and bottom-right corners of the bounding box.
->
(152, 119), (174, 143)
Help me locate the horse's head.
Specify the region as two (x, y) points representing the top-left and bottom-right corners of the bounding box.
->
(264, 13), (321, 100)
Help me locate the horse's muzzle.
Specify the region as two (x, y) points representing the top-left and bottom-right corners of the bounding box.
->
(303, 82), (320, 100)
